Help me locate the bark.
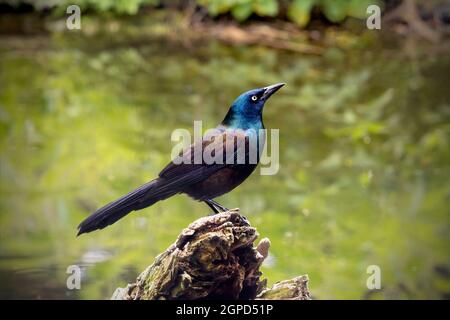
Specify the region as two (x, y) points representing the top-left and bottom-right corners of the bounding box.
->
(111, 209), (311, 300)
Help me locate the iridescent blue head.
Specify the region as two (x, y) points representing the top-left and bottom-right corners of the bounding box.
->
(222, 83), (285, 130)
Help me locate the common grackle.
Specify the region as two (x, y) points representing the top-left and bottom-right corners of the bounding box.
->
(77, 83), (285, 235)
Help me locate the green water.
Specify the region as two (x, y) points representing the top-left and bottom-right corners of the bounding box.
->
(0, 25), (449, 299)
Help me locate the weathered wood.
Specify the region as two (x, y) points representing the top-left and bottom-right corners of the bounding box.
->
(112, 209), (310, 300)
(257, 276), (311, 300)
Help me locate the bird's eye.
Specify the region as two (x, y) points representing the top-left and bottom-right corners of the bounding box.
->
(251, 95), (258, 101)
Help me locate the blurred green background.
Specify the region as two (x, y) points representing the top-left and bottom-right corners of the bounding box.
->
(0, 0), (449, 299)
(3, 0), (381, 25)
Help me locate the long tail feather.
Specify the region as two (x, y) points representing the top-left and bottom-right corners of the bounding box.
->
(77, 179), (169, 235)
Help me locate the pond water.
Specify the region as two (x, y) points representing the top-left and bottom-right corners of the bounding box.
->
(0, 22), (449, 299)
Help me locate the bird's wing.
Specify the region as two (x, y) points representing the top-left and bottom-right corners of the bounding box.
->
(77, 129), (252, 235)
(158, 129), (251, 187)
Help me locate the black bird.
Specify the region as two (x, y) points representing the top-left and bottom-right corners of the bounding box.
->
(77, 83), (285, 235)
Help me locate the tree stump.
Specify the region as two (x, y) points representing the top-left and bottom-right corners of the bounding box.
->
(112, 209), (311, 300)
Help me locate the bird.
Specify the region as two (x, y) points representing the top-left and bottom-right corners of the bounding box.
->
(77, 83), (285, 235)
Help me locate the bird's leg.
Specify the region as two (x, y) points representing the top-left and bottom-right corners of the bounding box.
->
(204, 200), (221, 214)
(204, 199), (229, 214)
(209, 199), (229, 212)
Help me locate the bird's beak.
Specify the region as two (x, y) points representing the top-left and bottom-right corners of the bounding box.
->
(262, 83), (285, 100)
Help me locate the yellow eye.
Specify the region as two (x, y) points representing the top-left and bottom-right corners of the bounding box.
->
(251, 95), (258, 101)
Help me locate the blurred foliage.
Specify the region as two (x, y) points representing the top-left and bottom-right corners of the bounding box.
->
(5, 0), (160, 15)
(0, 18), (449, 299)
(201, 0), (382, 26)
(5, 0), (383, 27)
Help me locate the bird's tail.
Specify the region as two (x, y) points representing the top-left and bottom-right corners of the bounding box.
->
(77, 179), (172, 236)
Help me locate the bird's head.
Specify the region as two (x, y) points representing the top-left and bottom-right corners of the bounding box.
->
(222, 83), (285, 129)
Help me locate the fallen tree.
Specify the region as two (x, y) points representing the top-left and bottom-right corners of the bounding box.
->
(112, 209), (310, 300)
